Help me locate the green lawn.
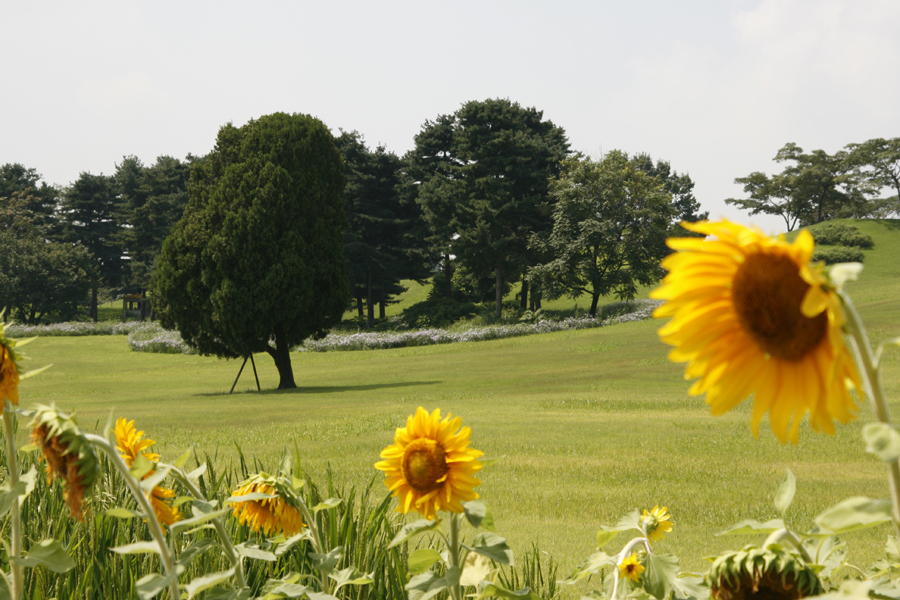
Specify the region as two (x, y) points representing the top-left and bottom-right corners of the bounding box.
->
(13, 219), (900, 579)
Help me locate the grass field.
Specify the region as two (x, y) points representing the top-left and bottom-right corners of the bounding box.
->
(14, 219), (900, 581)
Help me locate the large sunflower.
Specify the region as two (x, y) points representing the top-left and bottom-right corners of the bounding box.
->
(375, 407), (483, 521)
(114, 418), (182, 526)
(230, 473), (305, 536)
(650, 220), (861, 443)
(0, 327), (21, 409)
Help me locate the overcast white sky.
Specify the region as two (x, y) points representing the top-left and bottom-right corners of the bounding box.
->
(2, 0), (898, 233)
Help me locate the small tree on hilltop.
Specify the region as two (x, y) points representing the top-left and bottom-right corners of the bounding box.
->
(152, 113), (348, 389)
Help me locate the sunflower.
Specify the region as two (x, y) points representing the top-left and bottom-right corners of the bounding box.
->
(706, 545), (823, 600)
(641, 505), (673, 543)
(30, 405), (101, 521)
(230, 473), (305, 536)
(0, 327), (21, 409)
(619, 553), (644, 582)
(114, 418), (181, 526)
(375, 407), (483, 521)
(650, 220), (862, 443)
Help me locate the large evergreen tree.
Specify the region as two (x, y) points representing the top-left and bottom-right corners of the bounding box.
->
(406, 99), (569, 318)
(153, 113), (348, 389)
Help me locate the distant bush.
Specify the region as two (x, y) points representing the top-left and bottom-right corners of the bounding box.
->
(400, 297), (479, 328)
(809, 222), (873, 248)
(812, 245), (865, 264)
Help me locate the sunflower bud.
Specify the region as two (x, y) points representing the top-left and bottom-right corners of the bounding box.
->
(706, 545), (824, 600)
(30, 404), (101, 521)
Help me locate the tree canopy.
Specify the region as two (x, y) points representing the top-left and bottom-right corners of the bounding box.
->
(153, 112), (348, 389)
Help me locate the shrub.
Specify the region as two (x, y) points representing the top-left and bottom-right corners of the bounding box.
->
(811, 245), (865, 264)
(809, 222), (873, 248)
(400, 297), (479, 328)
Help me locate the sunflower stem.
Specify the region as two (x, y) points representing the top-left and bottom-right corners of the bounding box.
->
(838, 289), (900, 537)
(2, 405), (22, 600)
(169, 467), (248, 590)
(295, 496), (332, 595)
(448, 513), (463, 600)
(85, 434), (181, 600)
(611, 536), (652, 600)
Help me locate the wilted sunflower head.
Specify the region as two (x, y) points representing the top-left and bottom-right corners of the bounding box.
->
(641, 505), (674, 543)
(375, 407), (483, 521)
(230, 472), (305, 537)
(30, 404), (101, 521)
(0, 325), (22, 410)
(114, 417), (181, 526)
(651, 219), (862, 443)
(706, 545), (824, 600)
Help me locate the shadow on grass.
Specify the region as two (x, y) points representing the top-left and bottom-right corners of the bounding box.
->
(195, 380), (442, 397)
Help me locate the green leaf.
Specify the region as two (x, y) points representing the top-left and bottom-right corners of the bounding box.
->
(172, 495), (194, 508)
(388, 518), (440, 548)
(311, 498), (342, 512)
(716, 519), (785, 536)
(863, 423), (900, 462)
(187, 463), (207, 481)
(460, 552), (493, 587)
(476, 583), (542, 600)
(139, 464), (171, 493)
(185, 568), (235, 599)
(274, 530), (314, 556)
(105, 507), (144, 519)
(135, 567), (185, 600)
(102, 407), (116, 439)
(815, 497), (892, 533)
(177, 538), (217, 568)
(174, 448), (193, 469)
(11, 539), (76, 573)
(409, 548), (444, 574)
(672, 574), (709, 600)
(464, 501), (495, 531)
(406, 567), (460, 600)
(468, 532), (514, 566)
(201, 587), (252, 600)
(130, 452), (155, 481)
(876, 337), (900, 367)
(329, 567), (374, 591)
(291, 476), (305, 491)
(642, 553), (680, 600)
(559, 552), (614, 585)
(596, 529), (618, 549)
(235, 543), (278, 562)
(774, 470), (796, 518)
(886, 536), (900, 562)
(0, 481), (28, 517)
(110, 541), (163, 555)
(226, 492), (277, 503)
(613, 509), (642, 533)
(169, 508), (230, 534)
(310, 547), (343, 574)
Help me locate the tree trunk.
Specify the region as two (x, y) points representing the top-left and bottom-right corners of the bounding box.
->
(379, 287), (386, 320)
(356, 294), (364, 318)
(366, 267), (374, 329)
(520, 279), (528, 310)
(589, 292), (601, 317)
(139, 290), (146, 322)
(495, 262), (503, 319)
(444, 253), (452, 299)
(91, 287), (98, 322)
(267, 325), (296, 389)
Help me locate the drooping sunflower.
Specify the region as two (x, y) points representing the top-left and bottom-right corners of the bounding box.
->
(30, 404), (101, 521)
(706, 545), (823, 600)
(114, 418), (182, 526)
(619, 553), (644, 582)
(0, 325), (21, 409)
(641, 505), (673, 543)
(650, 220), (862, 443)
(375, 407), (483, 521)
(229, 473), (305, 536)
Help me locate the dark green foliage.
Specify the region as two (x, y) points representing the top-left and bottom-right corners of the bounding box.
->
(0, 163), (60, 230)
(530, 152), (674, 316)
(630, 153), (708, 230)
(808, 222), (874, 248)
(811, 245), (865, 264)
(153, 112), (348, 389)
(0, 231), (94, 324)
(400, 297), (479, 329)
(845, 137), (900, 217)
(404, 99), (570, 317)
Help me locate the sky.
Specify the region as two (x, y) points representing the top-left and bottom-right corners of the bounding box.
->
(2, 0), (899, 234)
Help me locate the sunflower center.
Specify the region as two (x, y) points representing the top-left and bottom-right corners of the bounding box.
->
(401, 438), (449, 494)
(731, 252), (827, 362)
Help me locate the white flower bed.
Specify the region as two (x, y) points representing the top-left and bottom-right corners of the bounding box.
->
(127, 327), (196, 354)
(297, 299), (661, 353)
(5, 320), (158, 337)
